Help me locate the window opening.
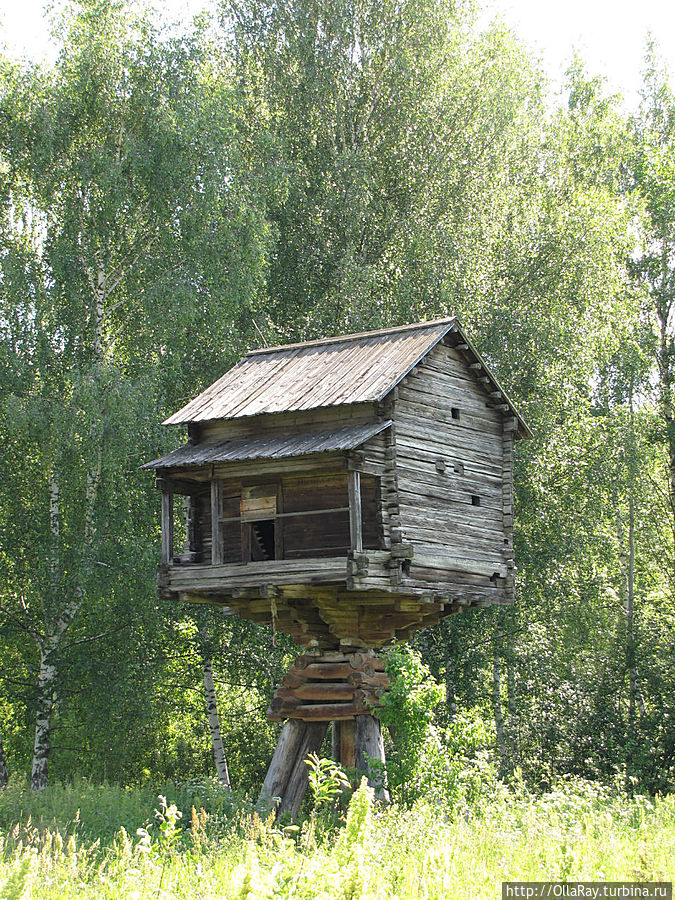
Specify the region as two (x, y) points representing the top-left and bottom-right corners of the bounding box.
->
(451, 407), (461, 421)
(471, 495), (481, 506)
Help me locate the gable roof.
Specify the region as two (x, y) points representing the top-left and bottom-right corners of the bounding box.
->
(164, 317), (530, 438)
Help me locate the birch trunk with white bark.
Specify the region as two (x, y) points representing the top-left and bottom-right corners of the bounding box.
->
(199, 628), (231, 789)
(31, 649), (57, 790)
(29, 447), (102, 790)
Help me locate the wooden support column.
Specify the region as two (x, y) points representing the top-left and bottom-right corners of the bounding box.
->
(161, 488), (174, 564)
(211, 477), (223, 566)
(355, 714), (390, 803)
(339, 719), (356, 769)
(258, 719), (305, 809)
(278, 722), (328, 820)
(348, 469), (363, 553)
(331, 720), (341, 762)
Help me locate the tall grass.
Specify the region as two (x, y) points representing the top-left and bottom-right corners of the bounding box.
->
(1, 775), (673, 899)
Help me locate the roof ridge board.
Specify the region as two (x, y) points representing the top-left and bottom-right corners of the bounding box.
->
(245, 316), (457, 356)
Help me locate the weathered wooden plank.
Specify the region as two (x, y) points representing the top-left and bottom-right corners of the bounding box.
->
(347, 469), (363, 553)
(397, 387), (502, 435)
(340, 720), (356, 768)
(161, 489), (174, 564)
(289, 662), (354, 680)
(397, 505), (503, 537)
(411, 553), (507, 578)
(395, 450), (502, 480)
(395, 424), (502, 464)
(399, 365), (501, 409)
(397, 480), (503, 509)
(166, 558), (349, 593)
(283, 682), (355, 701)
(397, 521), (504, 554)
(210, 479), (224, 565)
(294, 701), (368, 720)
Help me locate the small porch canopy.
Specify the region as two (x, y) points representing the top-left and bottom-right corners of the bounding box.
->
(143, 420), (392, 470)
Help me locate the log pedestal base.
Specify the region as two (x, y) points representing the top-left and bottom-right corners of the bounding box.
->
(259, 649), (390, 818)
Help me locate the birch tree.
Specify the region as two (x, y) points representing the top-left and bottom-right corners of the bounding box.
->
(631, 47), (675, 559)
(0, 0), (270, 788)
(198, 621), (231, 789)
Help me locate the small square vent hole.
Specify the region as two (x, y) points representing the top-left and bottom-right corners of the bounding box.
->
(471, 495), (481, 506)
(451, 407), (461, 421)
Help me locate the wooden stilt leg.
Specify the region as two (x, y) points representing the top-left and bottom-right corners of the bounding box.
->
(355, 714), (390, 803)
(331, 720), (341, 762)
(340, 719), (356, 769)
(258, 719), (306, 810)
(278, 722), (328, 820)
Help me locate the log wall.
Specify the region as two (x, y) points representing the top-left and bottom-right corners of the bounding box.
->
(393, 340), (507, 579)
(196, 403), (376, 443)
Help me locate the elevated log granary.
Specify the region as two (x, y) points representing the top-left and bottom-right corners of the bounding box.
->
(144, 317), (530, 814)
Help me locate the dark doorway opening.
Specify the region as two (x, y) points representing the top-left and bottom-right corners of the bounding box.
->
(251, 520), (276, 560)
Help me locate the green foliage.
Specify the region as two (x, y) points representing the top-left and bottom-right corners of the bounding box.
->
(305, 753), (349, 813)
(378, 645), (494, 806)
(0, 0), (674, 807)
(0, 777), (673, 897)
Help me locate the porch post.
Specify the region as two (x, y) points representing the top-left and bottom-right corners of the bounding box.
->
(211, 477), (224, 565)
(161, 487), (174, 564)
(347, 469), (363, 553)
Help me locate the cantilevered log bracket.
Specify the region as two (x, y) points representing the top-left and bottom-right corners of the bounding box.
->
(259, 649), (390, 817)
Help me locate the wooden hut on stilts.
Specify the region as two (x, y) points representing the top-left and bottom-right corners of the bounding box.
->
(144, 317), (530, 818)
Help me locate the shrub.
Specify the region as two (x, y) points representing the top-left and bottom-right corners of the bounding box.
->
(379, 645), (496, 806)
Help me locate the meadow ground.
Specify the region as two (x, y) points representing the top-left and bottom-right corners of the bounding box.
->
(0, 774), (673, 899)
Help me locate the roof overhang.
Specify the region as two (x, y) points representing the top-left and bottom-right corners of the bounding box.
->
(143, 420), (392, 470)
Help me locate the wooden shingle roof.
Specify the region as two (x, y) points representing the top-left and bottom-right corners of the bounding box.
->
(165, 319), (456, 424)
(164, 317), (530, 438)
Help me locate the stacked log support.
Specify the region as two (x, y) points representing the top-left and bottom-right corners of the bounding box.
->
(267, 650), (389, 722)
(260, 648), (391, 818)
